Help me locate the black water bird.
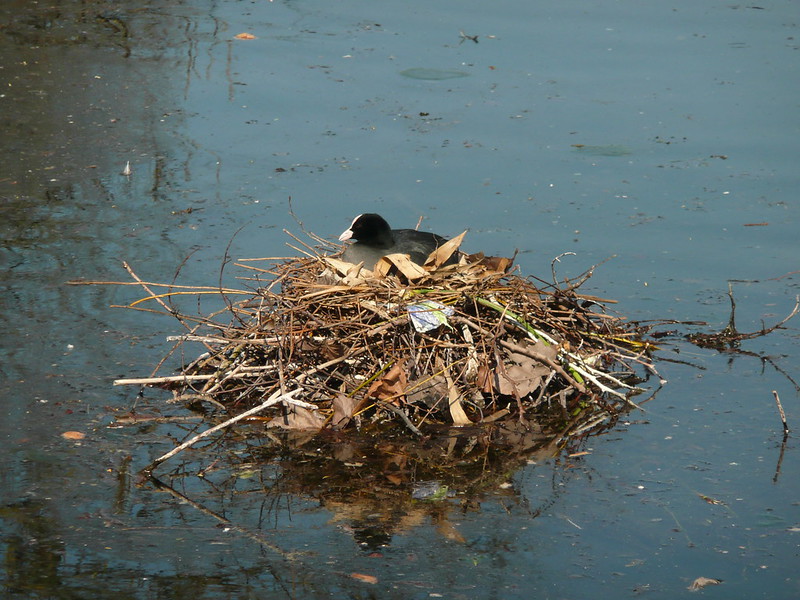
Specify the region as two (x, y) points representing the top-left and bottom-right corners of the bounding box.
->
(338, 213), (456, 269)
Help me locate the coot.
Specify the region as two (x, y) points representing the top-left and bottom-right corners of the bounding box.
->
(338, 213), (456, 269)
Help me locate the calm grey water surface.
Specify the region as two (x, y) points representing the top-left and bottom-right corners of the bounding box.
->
(1, 0), (798, 598)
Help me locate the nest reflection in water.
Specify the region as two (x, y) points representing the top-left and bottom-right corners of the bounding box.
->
(108, 233), (663, 551)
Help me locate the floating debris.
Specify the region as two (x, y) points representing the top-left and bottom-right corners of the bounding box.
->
(571, 144), (632, 157)
(458, 30), (479, 44)
(400, 67), (470, 80)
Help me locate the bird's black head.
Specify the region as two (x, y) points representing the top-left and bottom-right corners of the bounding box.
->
(340, 213), (393, 246)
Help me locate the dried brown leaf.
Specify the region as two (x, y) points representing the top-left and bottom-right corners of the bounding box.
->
(496, 346), (553, 396)
(476, 363), (495, 394)
(331, 393), (359, 428)
(481, 408), (510, 422)
(266, 406), (325, 431)
(407, 375), (448, 407)
(366, 361), (407, 404)
(499, 364), (546, 396)
(373, 254), (428, 280)
(321, 256), (372, 285)
(425, 230), (466, 268)
(465, 252), (515, 273)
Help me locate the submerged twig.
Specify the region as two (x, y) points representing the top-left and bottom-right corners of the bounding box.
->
(689, 292), (800, 349)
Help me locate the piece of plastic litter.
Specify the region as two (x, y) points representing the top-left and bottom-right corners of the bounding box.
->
(407, 300), (454, 333)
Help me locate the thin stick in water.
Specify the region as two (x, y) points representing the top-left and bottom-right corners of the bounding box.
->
(143, 388), (310, 473)
(772, 390), (790, 435)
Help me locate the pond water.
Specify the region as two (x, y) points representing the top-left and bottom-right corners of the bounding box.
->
(1, 0), (798, 598)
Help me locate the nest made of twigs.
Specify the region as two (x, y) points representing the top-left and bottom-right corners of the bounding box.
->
(123, 232), (655, 441)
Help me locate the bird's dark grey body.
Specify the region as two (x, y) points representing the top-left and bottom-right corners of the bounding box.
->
(339, 213), (456, 269)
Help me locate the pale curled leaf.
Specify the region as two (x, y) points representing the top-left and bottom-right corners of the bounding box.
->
(688, 577), (722, 591)
(444, 367), (471, 426)
(374, 253), (428, 280)
(425, 230), (467, 268)
(321, 256), (373, 285)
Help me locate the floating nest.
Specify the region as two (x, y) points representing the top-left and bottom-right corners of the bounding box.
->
(114, 230), (658, 447)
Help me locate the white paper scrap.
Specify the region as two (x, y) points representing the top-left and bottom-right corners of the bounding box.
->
(407, 300), (454, 333)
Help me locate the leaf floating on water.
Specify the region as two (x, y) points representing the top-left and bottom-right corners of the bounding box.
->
(571, 144), (632, 157)
(234, 32), (257, 40)
(400, 67), (469, 80)
(697, 493), (725, 506)
(61, 431), (85, 440)
(688, 576), (722, 591)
